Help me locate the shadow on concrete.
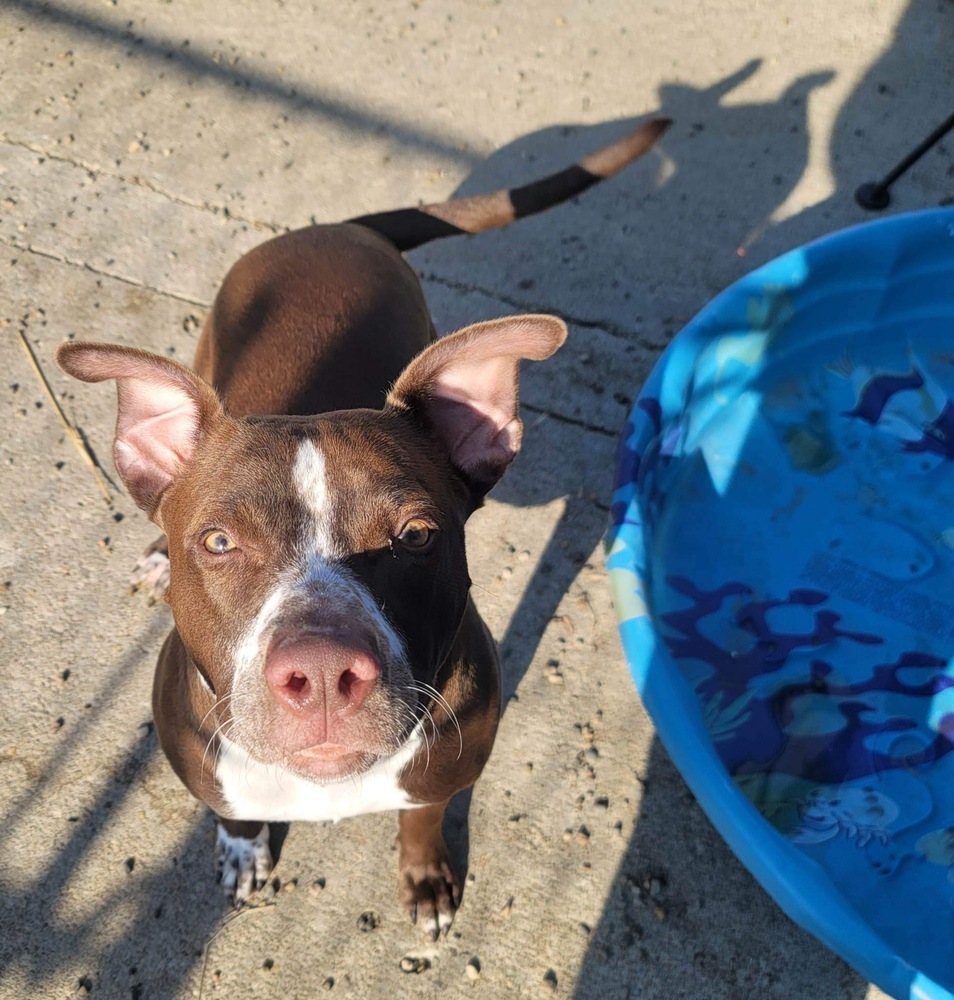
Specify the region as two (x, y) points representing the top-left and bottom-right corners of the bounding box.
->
(6, 0), (480, 170)
(405, 0), (948, 996)
(437, 56), (835, 708)
(0, 618), (229, 997)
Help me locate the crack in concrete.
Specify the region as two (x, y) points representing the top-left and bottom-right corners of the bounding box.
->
(522, 400), (619, 439)
(0, 234), (212, 308)
(2, 235), (623, 438)
(420, 270), (662, 348)
(3, 237), (622, 439)
(1, 134), (665, 358)
(0, 130), (285, 234)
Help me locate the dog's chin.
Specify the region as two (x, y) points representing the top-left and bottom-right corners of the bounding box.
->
(285, 745), (379, 782)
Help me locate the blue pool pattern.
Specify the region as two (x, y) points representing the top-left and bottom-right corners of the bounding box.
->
(607, 209), (954, 1000)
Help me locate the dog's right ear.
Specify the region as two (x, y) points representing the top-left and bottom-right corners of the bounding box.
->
(56, 342), (224, 517)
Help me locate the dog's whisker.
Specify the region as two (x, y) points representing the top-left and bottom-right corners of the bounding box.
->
(409, 682), (464, 762)
(197, 692), (231, 734)
(416, 704), (436, 777)
(197, 692), (234, 776)
(212, 721), (235, 774)
(202, 715), (234, 776)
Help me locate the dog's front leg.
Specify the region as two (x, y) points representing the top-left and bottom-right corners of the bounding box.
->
(398, 802), (460, 939)
(214, 817), (273, 907)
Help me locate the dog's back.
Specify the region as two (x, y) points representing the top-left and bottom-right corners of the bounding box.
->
(193, 223), (433, 416)
(194, 117), (671, 417)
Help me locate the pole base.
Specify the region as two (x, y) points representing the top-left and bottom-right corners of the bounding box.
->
(855, 182), (891, 211)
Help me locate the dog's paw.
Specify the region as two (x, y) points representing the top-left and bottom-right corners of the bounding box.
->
(215, 823), (273, 907)
(129, 546), (170, 604)
(400, 857), (460, 940)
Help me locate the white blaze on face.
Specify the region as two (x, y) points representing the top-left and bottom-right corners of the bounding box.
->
(292, 436), (341, 561)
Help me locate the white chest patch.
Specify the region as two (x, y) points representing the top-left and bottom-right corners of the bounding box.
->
(215, 727), (425, 823)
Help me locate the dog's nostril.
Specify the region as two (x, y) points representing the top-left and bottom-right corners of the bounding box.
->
(286, 672), (308, 695)
(339, 668), (358, 697)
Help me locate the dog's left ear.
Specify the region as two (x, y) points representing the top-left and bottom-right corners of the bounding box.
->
(387, 314), (567, 494)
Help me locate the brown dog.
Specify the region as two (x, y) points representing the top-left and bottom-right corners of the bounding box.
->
(56, 117), (668, 937)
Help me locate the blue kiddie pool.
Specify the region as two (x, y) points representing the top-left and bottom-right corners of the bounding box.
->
(607, 209), (954, 999)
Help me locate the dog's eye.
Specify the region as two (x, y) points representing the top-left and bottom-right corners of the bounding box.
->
(396, 519), (432, 549)
(202, 530), (237, 555)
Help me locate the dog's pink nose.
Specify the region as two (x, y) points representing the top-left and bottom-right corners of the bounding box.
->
(264, 635), (380, 718)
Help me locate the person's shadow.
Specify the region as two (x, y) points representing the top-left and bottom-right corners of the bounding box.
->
(411, 57), (835, 712)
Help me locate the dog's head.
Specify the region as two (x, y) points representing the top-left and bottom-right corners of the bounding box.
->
(57, 315), (566, 781)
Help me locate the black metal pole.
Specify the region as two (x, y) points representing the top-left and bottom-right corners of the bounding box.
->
(855, 110), (954, 210)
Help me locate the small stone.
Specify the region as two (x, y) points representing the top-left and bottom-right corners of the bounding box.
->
(465, 872), (476, 886)
(517, 549), (530, 562)
(546, 673), (564, 685)
(321, 977), (334, 990)
(465, 957), (481, 980)
(654, 905), (667, 922)
(542, 969), (558, 992)
(400, 956), (429, 974)
(501, 567), (513, 580)
(125, 857), (135, 873)
(499, 895), (514, 917)
(262, 958), (275, 971)
(356, 911), (378, 932)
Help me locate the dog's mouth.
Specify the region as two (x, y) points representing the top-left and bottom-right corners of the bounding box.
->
(297, 742), (353, 758)
(287, 743), (375, 780)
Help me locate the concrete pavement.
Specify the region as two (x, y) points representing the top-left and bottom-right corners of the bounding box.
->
(1, 0), (951, 997)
